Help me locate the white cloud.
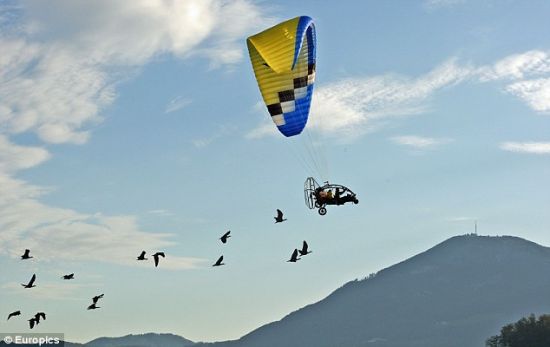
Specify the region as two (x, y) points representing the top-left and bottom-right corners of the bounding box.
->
(480, 50), (550, 113)
(249, 59), (473, 139)
(147, 209), (174, 217)
(390, 135), (453, 149)
(0, 135), (51, 173)
(192, 124), (236, 148)
(0, 1), (270, 268)
(481, 51), (550, 81)
(500, 141), (550, 154)
(0, 192), (205, 269)
(165, 96), (192, 113)
(248, 50), (550, 140)
(2, 281), (90, 301)
(505, 78), (550, 113)
(0, 0), (270, 144)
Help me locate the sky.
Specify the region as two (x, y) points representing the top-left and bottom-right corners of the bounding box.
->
(1, 0), (550, 343)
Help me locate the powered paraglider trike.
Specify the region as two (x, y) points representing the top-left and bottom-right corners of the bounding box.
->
(304, 177), (358, 215)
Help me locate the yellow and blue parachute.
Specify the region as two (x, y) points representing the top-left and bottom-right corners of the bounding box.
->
(247, 16), (316, 137)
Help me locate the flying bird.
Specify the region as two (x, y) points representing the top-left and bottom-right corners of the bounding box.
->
(287, 249), (300, 263)
(152, 252), (165, 267)
(137, 251), (147, 261)
(28, 317), (38, 329)
(274, 209), (287, 223)
(212, 255), (225, 267)
(62, 273), (74, 280)
(34, 312), (46, 324)
(298, 241), (312, 256)
(87, 303), (100, 310)
(22, 274), (36, 288)
(7, 310), (21, 320)
(92, 294), (104, 304)
(220, 230), (231, 244)
(21, 249), (33, 260)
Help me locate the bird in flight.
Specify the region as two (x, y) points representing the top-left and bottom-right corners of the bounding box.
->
(88, 294), (104, 310)
(137, 251), (147, 261)
(213, 255), (225, 267)
(22, 274), (36, 288)
(34, 312), (46, 324)
(21, 249), (33, 260)
(274, 209), (287, 223)
(7, 310), (21, 320)
(87, 303), (100, 310)
(62, 273), (74, 280)
(152, 252), (165, 267)
(220, 230), (231, 244)
(287, 249), (300, 263)
(92, 294), (104, 304)
(298, 241), (312, 256)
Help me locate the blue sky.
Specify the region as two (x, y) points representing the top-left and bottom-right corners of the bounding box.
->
(1, 0), (550, 343)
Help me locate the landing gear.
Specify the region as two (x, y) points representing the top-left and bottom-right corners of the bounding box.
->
(318, 207), (327, 215)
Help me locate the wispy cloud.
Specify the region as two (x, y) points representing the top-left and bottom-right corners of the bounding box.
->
(248, 50), (550, 141)
(390, 135), (453, 149)
(147, 209), (174, 217)
(500, 142), (550, 154)
(249, 59), (473, 140)
(165, 96), (192, 114)
(481, 50), (550, 113)
(2, 281), (91, 301)
(192, 124), (236, 148)
(505, 78), (550, 113)
(0, 136), (51, 173)
(0, 1), (271, 269)
(481, 51), (550, 81)
(310, 59), (472, 139)
(0, 0), (271, 145)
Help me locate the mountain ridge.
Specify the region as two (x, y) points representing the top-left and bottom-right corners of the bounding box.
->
(58, 234), (550, 347)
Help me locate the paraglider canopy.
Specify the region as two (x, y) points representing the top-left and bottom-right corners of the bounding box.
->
(247, 16), (316, 137)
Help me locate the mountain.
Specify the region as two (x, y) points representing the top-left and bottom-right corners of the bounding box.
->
(0, 333), (193, 347)
(84, 333), (194, 347)
(195, 234), (550, 347)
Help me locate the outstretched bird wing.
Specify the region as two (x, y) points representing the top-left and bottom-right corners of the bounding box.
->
(28, 274), (36, 286)
(214, 255), (224, 266)
(92, 294), (104, 304)
(7, 311), (20, 320)
(221, 230), (231, 243)
(289, 249), (299, 262)
(277, 209), (283, 218)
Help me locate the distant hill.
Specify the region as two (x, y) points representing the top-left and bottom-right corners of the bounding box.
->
(84, 333), (194, 347)
(194, 234), (550, 347)
(17, 235), (550, 347)
(0, 333), (193, 347)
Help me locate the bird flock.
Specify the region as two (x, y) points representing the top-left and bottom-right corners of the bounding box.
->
(5, 209), (312, 330)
